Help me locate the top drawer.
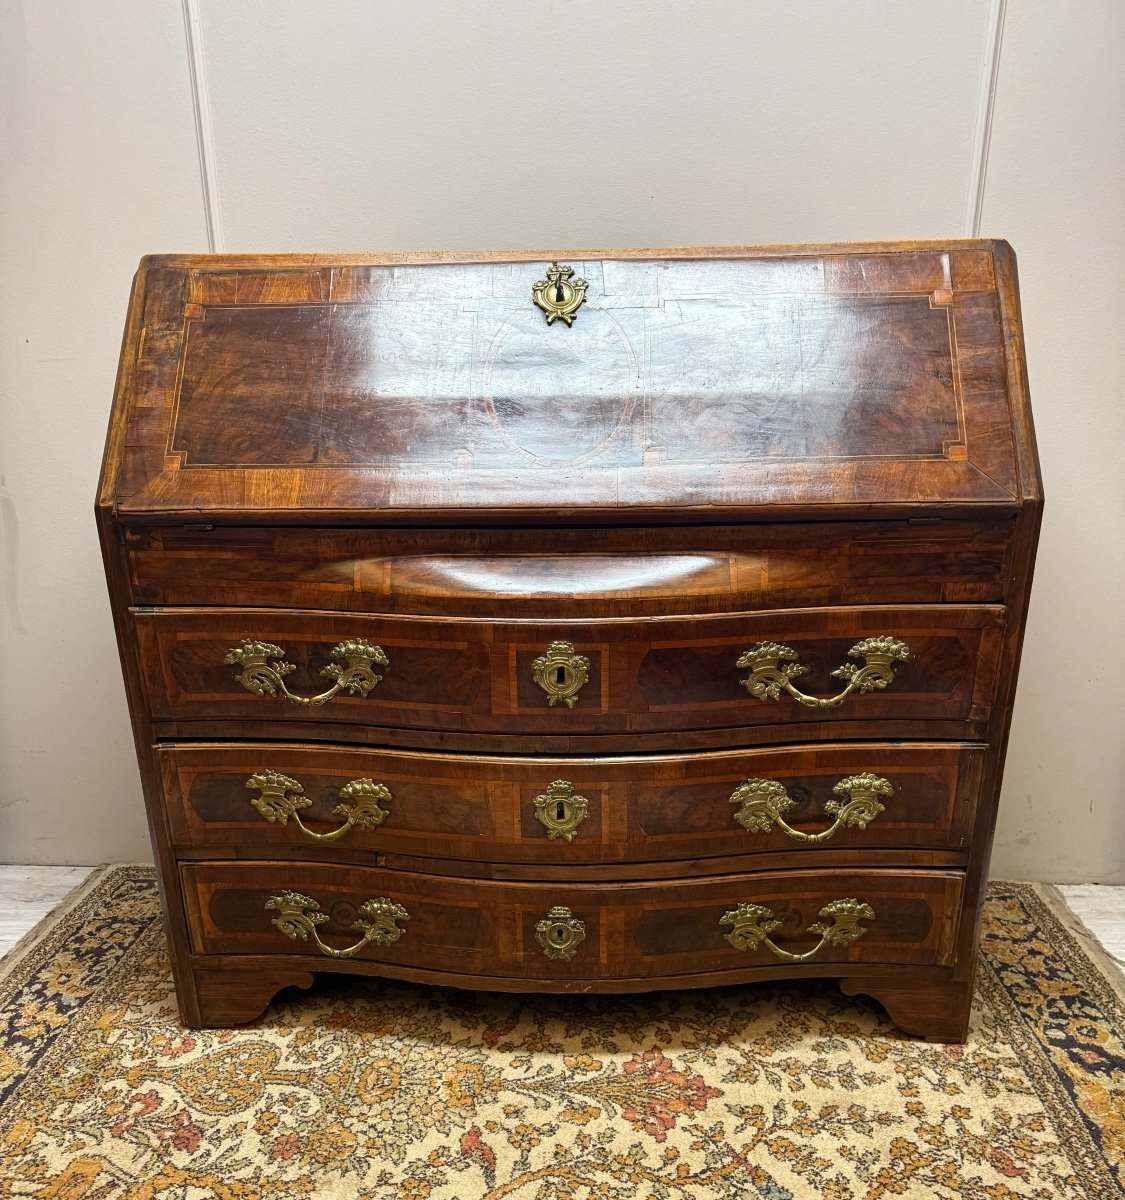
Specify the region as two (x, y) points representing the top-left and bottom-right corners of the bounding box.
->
(134, 605), (1005, 738)
(124, 521), (1013, 617)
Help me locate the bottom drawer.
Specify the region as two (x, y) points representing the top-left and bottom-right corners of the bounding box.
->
(181, 862), (962, 981)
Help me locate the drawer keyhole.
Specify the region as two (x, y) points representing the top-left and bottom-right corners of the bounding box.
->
(555, 666), (568, 686)
(556, 800), (567, 821)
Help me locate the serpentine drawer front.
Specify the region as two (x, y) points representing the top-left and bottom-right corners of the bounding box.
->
(98, 243), (1041, 1040)
(124, 521), (1014, 615)
(160, 741), (985, 863)
(134, 605), (1005, 737)
(180, 862), (963, 980)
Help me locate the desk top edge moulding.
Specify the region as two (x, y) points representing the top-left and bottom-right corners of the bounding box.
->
(97, 241), (1041, 1041)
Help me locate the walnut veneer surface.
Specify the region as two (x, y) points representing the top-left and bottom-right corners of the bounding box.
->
(98, 243), (1041, 1040)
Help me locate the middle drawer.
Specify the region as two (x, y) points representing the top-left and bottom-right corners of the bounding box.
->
(160, 741), (984, 864)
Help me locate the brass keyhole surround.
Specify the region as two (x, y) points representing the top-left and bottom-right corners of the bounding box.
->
(534, 905), (586, 960)
(533, 780), (590, 841)
(532, 262), (588, 326)
(532, 641), (591, 708)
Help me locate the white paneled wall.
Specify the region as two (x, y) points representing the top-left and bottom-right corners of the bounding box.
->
(0, 2), (208, 864)
(979, 2), (1125, 882)
(199, 1), (990, 250)
(0, 1), (1121, 882)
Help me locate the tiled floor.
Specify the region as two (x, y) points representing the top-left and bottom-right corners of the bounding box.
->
(1058, 883), (1125, 963)
(2, 866), (1124, 972)
(0, 866), (94, 958)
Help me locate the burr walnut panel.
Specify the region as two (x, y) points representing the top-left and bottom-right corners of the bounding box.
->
(181, 861), (963, 980)
(125, 520), (1014, 616)
(112, 246), (1024, 523)
(134, 605), (1005, 737)
(159, 741), (984, 864)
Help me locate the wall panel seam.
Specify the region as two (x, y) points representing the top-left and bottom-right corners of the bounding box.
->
(965, 0), (1008, 237)
(181, 0), (224, 252)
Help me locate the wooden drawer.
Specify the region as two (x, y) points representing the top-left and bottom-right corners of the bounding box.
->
(161, 741), (984, 864)
(125, 520), (1012, 616)
(181, 861), (963, 980)
(136, 605), (1005, 737)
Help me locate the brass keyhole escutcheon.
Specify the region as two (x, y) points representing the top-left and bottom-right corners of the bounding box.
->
(533, 780), (590, 841)
(534, 905), (586, 960)
(532, 641), (591, 709)
(532, 262), (588, 326)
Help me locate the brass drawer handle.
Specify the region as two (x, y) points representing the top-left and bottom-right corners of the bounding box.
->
(247, 771), (391, 842)
(225, 639), (387, 707)
(533, 780), (589, 841)
(737, 637), (911, 709)
(266, 890), (408, 959)
(720, 898), (874, 962)
(729, 773), (893, 843)
(532, 640), (590, 708)
(535, 905), (586, 960)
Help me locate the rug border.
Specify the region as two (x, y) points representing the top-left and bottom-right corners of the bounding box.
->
(1030, 880), (1125, 1004)
(973, 880), (1124, 1197)
(0, 864), (144, 987)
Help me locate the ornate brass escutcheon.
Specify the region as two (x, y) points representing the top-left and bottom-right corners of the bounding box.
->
(720, 897), (875, 962)
(534, 905), (587, 960)
(729, 773), (894, 844)
(532, 640), (590, 708)
(265, 890), (409, 959)
(533, 779), (590, 841)
(736, 637), (912, 709)
(246, 770), (392, 842)
(532, 262), (588, 326)
(224, 638), (388, 707)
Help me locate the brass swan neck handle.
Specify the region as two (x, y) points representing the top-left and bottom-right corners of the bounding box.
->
(247, 771), (391, 842)
(737, 637), (911, 709)
(720, 898), (875, 962)
(266, 891), (408, 959)
(225, 639), (387, 707)
(729, 773), (894, 843)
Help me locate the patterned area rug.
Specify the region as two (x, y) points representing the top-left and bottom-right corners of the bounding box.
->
(1, 867), (1122, 1199)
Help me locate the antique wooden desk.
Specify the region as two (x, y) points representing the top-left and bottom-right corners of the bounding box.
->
(97, 243), (1041, 1041)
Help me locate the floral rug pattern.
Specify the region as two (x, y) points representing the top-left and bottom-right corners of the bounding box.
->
(0, 867), (1122, 1198)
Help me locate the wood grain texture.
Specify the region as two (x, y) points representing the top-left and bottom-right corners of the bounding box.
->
(133, 604), (1006, 737)
(126, 520), (1014, 615)
(101, 243), (1034, 525)
(180, 861), (963, 980)
(160, 741), (984, 864)
(96, 242), (1042, 1042)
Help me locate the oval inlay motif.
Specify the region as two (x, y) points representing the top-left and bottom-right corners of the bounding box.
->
(482, 308), (639, 467)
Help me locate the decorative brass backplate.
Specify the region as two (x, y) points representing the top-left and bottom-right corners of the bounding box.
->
(532, 640), (590, 708)
(247, 771), (391, 842)
(265, 890), (408, 959)
(720, 897), (875, 962)
(532, 262), (588, 326)
(729, 773), (893, 843)
(225, 639), (388, 707)
(533, 779), (590, 841)
(534, 905), (587, 960)
(736, 637), (911, 709)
